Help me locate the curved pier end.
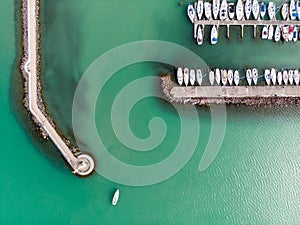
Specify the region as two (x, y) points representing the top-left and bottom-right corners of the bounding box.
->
(21, 0), (95, 176)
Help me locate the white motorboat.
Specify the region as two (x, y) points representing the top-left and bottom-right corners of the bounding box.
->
(264, 69), (271, 85)
(282, 25), (289, 42)
(234, 70), (240, 86)
(270, 68), (276, 85)
(190, 69), (196, 85)
(236, 0), (244, 20)
(268, 2), (276, 20)
(277, 71), (283, 85)
(187, 4), (196, 23)
(196, 69), (202, 85)
(252, 68), (258, 85)
(209, 70), (215, 85)
(183, 67), (189, 86)
(293, 26), (298, 42)
(283, 70), (288, 85)
(260, 1), (267, 19)
(297, 0), (300, 19)
(246, 69), (252, 85)
(228, 3), (235, 20)
(215, 68), (221, 85)
(211, 25), (218, 45)
(262, 26), (268, 39)
(274, 25), (281, 42)
(281, 3), (289, 20)
(196, 0), (204, 20)
(294, 70), (299, 85)
(252, 0), (259, 20)
(196, 25), (203, 45)
(290, 0), (297, 20)
(212, 0), (220, 19)
(204, 2), (212, 20)
(288, 70), (294, 84)
(177, 67), (183, 86)
(221, 69), (228, 85)
(245, 0), (252, 20)
(112, 189), (120, 206)
(268, 25), (274, 40)
(220, 0), (228, 21)
(288, 25), (294, 41)
(228, 69), (233, 85)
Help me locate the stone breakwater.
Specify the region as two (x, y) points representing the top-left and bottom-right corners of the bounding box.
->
(161, 75), (300, 107)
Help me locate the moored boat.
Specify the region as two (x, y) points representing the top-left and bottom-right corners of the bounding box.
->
(228, 3), (235, 20)
(277, 71), (283, 85)
(112, 189), (120, 206)
(288, 25), (294, 41)
(245, 0), (252, 20)
(196, 69), (202, 85)
(246, 69), (252, 85)
(220, 0), (228, 21)
(293, 26), (298, 42)
(183, 67), (189, 86)
(196, 0), (204, 20)
(290, 0), (297, 20)
(264, 69), (271, 85)
(190, 69), (196, 85)
(268, 25), (274, 40)
(211, 25), (218, 45)
(262, 26), (268, 39)
(196, 25), (203, 45)
(221, 69), (228, 85)
(281, 3), (289, 20)
(252, 68), (258, 85)
(294, 69), (299, 85)
(209, 70), (215, 85)
(268, 2), (276, 20)
(177, 67), (183, 86)
(252, 0), (259, 20)
(204, 2), (212, 20)
(282, 25), (289, 42)
(297, 0), (300, 19)
(228, 69), (233, 85)
(288, 70), (294, 84)
(187, 4), (196, 23)
(234, 70), (240, 86)
(270, 68), (276, 85)
(283, 70), (288, 84)
(215, 68), (221, 85)
(236, 0), (244, 20)
(274, 25), (281, 42)
(212, 0), (221, 20)
(260, 1), (267, 19)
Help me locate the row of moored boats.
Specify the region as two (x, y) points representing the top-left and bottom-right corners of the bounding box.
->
(177, 67), (300, 86)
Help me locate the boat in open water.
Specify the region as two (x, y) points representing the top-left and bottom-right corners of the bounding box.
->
(177, 67), (183, 86)
(220, 0), (228, 21)
(271, 68), (276, 85)
(252, 0), (259, 20)
(246, 69), (252, 85)
(252, 68), (258, 85)
(215, 68), (221, 85)
(209, 70), (215, 85)
(236, 0), (244, 20)
(264, 69), (271, 85)
(212, 0), (220, 20)
(112, 189), (120, 206)
(262, 26), (268, 39)
(211, 25), (218, 45)
(234, 70), (240, 86)
(190, 69), (196, 86)
(277, 71), (283, 85)
(204, 2), (212, 20)
(281, 3), (289, 20)
(268, 2), (276, 20)
(228, 69), (233, 85)
(288, 70), (294, 84)
(221, 69), (228, 86)
(274, 25), (281, 42)
(294, 70), (299, 85)
(187, 4), (196, 23)
(196, 25), (203, 45)
(196, 69), (202, 85)
(228, 3), (235, 20)
(260, 1), (267, 19)
(283, 70), (288, 85)
(183, 68), (189, 86)
(196, 0), (204, 20)
(245, 0), (252, 20)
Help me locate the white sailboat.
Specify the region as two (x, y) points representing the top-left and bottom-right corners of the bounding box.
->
(264, 69), (271, 85)
(236, 0), (244, 20)
(212, 0), (220, 20)
(297, 0), (300, 20)
(252, 68), (258, 85)
(281, 3), (289, 20)
(177, 67), (183, 86)
(183, 68), (189, 86)
(283, 70), (288, 85)
(245, 0), (252, 20)
(221, 69), (228, 86)
(277, 71), (283, 85)
(268, 2), (276, 20)
(220, 0), (228, 21)
(234, 70), (240, 86)
(294, 70), (299, 85)
(187, 4), (196, 23)
(228, 3), (235, 20)
(228, 69), (233, 85)
(196, 25), (203, 45)
(209, 70), (215, 85)
(288, 26), (294, 42)
(260, 1), (267, 19)
(268, 25), (274, 40)
(274, 25), (281, 42)
(293, 26), (298, 42)
(112, 189), (120, 206)
(190, 69), (196, 86)
(288, 70), (294, 84)
(290, 0), (297, 20)
(196, 69), (202, 85)
(282, 25), (289, 42)
(215, 68), (221, 85)
(211, 25), (218, 45)
(204, 2), (212, 20)
(196, 0), (204, 20)
(252, 0), (259, 20)
(246, 69), (252, 85)
(262, 26), (268, 39)
(270, 68), (276, 85)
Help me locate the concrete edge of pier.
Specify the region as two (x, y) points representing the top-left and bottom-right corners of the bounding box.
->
(20, 0), (95, 176)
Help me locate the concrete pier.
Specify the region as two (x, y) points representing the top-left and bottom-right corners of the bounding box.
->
(22, 0), (94, 176)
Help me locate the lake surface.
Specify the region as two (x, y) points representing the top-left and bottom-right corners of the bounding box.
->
(0, 0), (299, 224)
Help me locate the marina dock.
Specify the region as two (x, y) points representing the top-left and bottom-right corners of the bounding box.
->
(22, 0), (94, 176)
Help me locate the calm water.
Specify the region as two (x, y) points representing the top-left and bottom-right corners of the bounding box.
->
(1, 0), (299, 224)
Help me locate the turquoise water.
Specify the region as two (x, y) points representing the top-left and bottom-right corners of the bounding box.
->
(0, 0), (299, 224)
